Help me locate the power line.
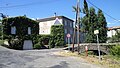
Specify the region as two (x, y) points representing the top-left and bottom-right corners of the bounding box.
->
(0, 0), (59, 9)
(87, 0), (119, 22)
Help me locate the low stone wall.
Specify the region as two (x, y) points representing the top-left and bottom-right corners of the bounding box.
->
(66, 43), (120, 54)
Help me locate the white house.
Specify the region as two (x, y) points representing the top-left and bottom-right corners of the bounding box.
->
(107, 26), (120, 38)
(37, 16), (74, 44)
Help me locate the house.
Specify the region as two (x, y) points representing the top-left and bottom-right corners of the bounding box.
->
(107, 26), (120, 38)
(107, 26), (120, 43)
(37, 16), (75, 44)
(2, 16), (39, 50)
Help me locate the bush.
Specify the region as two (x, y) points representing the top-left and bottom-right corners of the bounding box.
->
(8, 38), (23, 50)
(34, 43), (42, 49)
(34, 42), (48, 49)
(110, 45), (120, 58)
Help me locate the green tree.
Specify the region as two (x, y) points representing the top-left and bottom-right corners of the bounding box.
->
(97, 9), (107, 43)
(81, 0), (89, 32)
(83, 0), (89, 16)
(85, 7), (97, 43)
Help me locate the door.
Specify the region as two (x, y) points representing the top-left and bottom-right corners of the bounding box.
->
(23, 40), (33, 50)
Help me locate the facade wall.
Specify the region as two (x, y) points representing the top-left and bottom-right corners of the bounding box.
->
(38, 16), (74, 44)
(39, 19), (62, 34)
(63, 18), (74, 44)
(107, 29), (120, 38)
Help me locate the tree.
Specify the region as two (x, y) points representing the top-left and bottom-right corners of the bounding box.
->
(82, 0), (107, 43)
(85, 7), (97, 43)
(81, 0), (89, 32)
(97, 9), (107, 43)
(83, 0), (89, 16)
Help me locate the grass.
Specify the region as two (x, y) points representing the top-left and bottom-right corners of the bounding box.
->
(101, 55), (120, 68)
(55, 50), (120, 68)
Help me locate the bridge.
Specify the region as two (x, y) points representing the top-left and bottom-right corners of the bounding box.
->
(64, 43), (120, 54)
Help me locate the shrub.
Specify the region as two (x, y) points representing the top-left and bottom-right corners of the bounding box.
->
(9, 38), (23, 50)
(110, 45), (120, 58)
(34, 43), (42, 49)
(33, 35), (50, 49)
(34, 42), (48, 49)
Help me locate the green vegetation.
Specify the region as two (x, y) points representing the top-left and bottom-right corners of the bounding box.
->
(82, 0), (107, 43)
(1, 16), (65, 49)
(34, 35), (50, 49)
(110, 45), (120, 58)
(49, 25), (65, 48)
(2, 16), (39, 49)
(34, 25), (65, 49)
(0, 19), (3, 39)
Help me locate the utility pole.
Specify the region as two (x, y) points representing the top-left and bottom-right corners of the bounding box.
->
(77, 0), (80, 54)
(72, 4), (78, 53)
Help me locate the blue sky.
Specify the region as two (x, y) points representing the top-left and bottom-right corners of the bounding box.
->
(0, 0), (120, 27)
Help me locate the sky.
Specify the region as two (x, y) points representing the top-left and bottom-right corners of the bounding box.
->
(0, 0), (120, 27)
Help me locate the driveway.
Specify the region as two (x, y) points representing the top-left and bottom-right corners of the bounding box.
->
(0, 46), (102, 68)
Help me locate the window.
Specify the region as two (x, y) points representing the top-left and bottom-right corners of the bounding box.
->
(64, 20), (67, 26)
(28, 27), (31, 34)
(70, 22), (72, 27)
(65, 29), (67, 33)
(70, 30), (73, 34)
(11, 26), (16, 34)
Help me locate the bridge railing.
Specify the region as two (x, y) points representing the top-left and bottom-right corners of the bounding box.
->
(65, 43), (120, 54)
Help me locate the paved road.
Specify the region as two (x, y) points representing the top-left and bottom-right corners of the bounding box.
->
(0, 46), (102, 68)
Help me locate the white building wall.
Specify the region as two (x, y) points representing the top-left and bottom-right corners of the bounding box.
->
(39, 19), (62, 34)
(107, 30), (116, 37)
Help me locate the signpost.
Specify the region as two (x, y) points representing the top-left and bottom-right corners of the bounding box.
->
(67, 33), (71, 51)
(94, 30), (101, 61)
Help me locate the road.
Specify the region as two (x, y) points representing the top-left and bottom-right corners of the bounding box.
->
(0, 46), (102, 68)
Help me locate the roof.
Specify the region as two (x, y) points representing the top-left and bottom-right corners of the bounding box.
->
(108, 26), (120, 30)
(37, 16), (74, 22)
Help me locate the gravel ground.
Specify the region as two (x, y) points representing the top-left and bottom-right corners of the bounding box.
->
(0, 46), (102, 68)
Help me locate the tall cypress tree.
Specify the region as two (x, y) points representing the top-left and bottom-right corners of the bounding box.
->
(83, 0), (89, 16)
(97, 9), (107, 43)
(85, 7), (97, 43)
(82, 0), (89, 32)
(82, 0), (107, 43)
